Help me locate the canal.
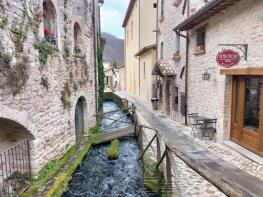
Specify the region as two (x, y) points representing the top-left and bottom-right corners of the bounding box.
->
(63, 101), (148, 196)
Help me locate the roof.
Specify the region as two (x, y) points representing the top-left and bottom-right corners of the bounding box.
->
(135, 44), (156, 57)
(122, 0), (136, 27)
(174, 0), (240, 31)
(152, 60), (176, 77)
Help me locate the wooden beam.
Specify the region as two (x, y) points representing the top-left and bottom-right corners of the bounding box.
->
(137, 133), (157, 161)
(220, 67), (263, 75)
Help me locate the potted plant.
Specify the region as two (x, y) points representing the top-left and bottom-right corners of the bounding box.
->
(44, 28), (56, 45)
(151, 98), (159, 110)
(74, 44), (81, 54)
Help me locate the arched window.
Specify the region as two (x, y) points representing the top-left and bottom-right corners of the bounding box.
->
(43, 0), (57, 45)
(74, 23), (82, 55)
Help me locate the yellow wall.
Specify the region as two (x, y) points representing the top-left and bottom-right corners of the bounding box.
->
(140, 0), (156, 49)
(124, 0), (156, 100)
(124, 0), (139, 95)
(139, 48), (156, 102)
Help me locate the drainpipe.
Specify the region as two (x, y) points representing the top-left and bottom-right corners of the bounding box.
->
(173, 0), (190, 125)
(173, 31), (190, 125)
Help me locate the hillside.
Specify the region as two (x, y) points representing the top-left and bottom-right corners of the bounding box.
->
(102, 32), (124, 66)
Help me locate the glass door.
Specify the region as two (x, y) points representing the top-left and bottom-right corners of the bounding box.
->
(231, 76), (263, 156)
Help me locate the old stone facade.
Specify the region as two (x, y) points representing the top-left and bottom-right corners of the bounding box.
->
(156, 0), (187, 123)
(0, 0), (101, 174)
(156, 0), (263, 157)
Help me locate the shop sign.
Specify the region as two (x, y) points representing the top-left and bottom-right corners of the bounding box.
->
(216, 49), (240, 68)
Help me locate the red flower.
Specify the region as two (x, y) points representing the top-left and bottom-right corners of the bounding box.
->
(44, 28), (49, 35)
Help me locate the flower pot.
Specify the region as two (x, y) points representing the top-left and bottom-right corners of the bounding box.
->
(195, 45), (205, 52)
(151, 98), (159, 110)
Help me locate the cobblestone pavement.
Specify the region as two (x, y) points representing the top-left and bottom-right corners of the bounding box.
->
(117, 91), (263, 197)
(169, 120), (263, 181)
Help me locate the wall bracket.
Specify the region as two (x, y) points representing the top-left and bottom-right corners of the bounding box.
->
(218, 44), (248, 61)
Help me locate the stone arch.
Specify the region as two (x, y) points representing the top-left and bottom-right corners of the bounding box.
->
(74, 96), (87, 140)
(0, 105), (35, 151)
(43, 0), (58, 46)
(73, 22), (83, 55)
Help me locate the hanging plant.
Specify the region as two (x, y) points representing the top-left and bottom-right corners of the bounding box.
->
(44, 28), (56, 45)
(74, 45), (81, 54)
(35, 38), (55, 69)
(0, 16), (8, 29)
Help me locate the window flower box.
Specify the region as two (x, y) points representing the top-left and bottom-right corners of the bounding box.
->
(74, 45), (81, 54)
(194, 45), (206, 55)
(44, 28), (56, 45)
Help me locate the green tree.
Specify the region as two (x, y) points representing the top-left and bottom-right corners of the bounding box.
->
(97, 46), (104, 111)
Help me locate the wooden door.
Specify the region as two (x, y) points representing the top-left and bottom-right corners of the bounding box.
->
(165, 80), (171, 115)
(231, 76), (263, 156)
(75, 99), (84, 140)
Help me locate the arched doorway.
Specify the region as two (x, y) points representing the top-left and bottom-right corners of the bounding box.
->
(75, 97), (87, 140)
(0, 118), (33, 196)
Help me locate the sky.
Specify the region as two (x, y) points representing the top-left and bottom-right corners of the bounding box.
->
(101, 0), (129, 39)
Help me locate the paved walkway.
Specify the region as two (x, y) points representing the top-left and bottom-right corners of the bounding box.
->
(116, 91), (263, 197)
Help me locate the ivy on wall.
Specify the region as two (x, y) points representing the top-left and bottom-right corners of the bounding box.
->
(97, 46), (104, 111)
(0, 47), (29, 95)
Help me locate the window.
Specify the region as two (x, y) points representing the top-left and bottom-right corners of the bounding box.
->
(160, 42), (164, 59)
(159, 0), (165, 22)
(161, 0), (164, 17)
(43, 0), (57, 46)
(195, 27), (206, 53)
(143, 62), (146, 79)
(74, 22), (82, 55)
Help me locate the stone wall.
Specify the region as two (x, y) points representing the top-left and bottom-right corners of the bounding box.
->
(187, 0), (263, 141)
(0, 0), (99, 174)
(157, 0), (187, 123)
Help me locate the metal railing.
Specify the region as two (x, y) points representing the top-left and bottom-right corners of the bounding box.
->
(0, 139), (32, 197)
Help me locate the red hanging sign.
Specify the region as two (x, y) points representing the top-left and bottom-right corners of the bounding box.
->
(216, 49), (240, 68)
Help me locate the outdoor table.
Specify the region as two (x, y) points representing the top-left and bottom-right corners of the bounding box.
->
(190, 116), (217, 140)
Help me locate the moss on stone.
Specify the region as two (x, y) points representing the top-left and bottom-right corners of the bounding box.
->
(45, 143), (92, 197)
(143, 156), (168, 196)
(21, 145), (76, 197)
(107, 139), (120, 160)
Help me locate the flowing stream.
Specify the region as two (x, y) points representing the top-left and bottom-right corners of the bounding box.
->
(63, 101), (148, 197)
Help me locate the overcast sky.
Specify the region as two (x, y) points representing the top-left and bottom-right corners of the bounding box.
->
(101, 0), (129, 39)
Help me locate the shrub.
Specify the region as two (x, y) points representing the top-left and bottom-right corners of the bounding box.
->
(21, 145), (76, 197)
(107, 139), (120, 160)
(143, 156), (167, 196)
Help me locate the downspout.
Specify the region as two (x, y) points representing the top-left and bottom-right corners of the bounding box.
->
(174, 28), (190, 125)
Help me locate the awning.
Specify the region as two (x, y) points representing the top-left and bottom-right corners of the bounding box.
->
(174, 0), (240, 31)
(152, 60), (176, 77)
(220, 67), (263, 75)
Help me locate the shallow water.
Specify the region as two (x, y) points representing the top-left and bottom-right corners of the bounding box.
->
(63, 101), (148, 197)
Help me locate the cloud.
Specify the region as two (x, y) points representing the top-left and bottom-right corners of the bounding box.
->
(101, 0), (129, 39)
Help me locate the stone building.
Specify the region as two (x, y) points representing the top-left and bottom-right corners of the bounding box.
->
(123, 0), (157, 102)
(156, 0), (263, 157)
(0, 0), (102, 184)
(154, 0), (187, 122)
